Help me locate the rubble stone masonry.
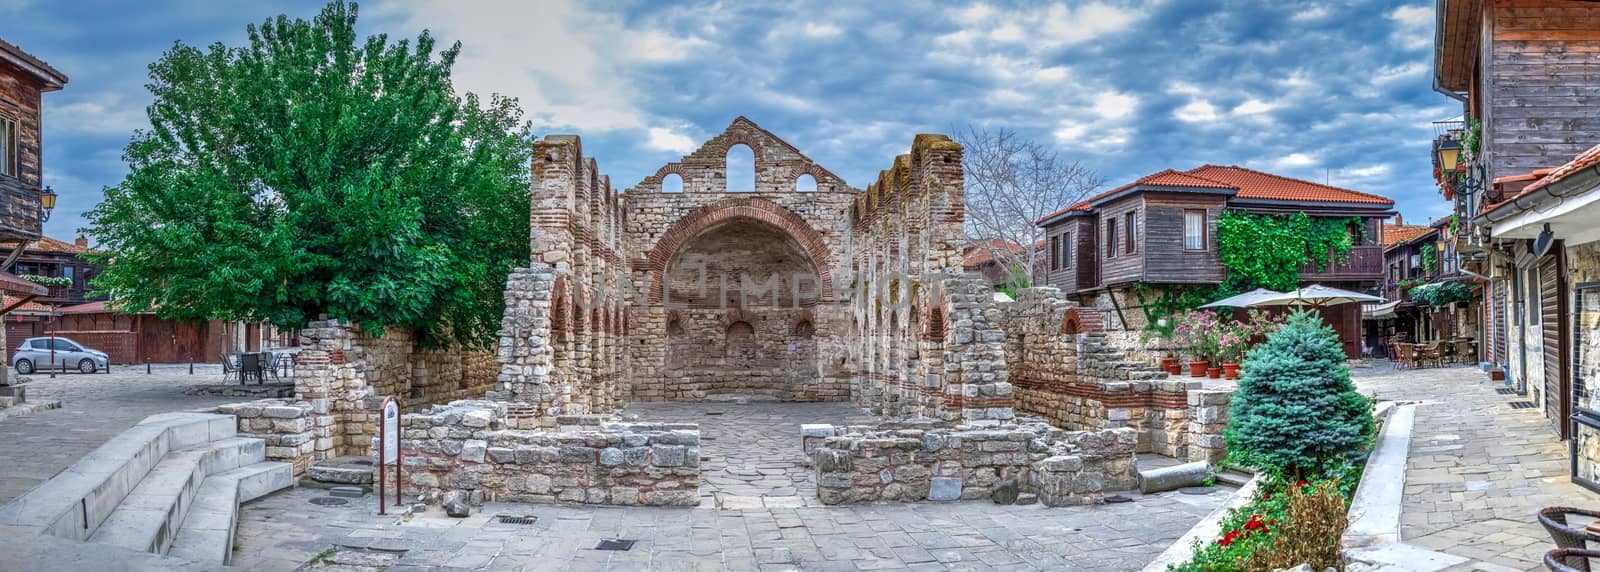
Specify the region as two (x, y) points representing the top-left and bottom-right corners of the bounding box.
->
(808, 418), (1137, 506)
(394, 400), (700, 506)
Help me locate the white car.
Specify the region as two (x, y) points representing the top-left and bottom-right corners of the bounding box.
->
(12, 337), (109, 374)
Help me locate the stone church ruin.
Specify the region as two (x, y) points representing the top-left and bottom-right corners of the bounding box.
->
(256, 118), (1233, 508)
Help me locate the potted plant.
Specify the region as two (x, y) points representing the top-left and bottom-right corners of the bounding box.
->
(1141, 318), (1183, 375)
(1218, 323), (1245, 380)
(1176, 310), (1219, 377)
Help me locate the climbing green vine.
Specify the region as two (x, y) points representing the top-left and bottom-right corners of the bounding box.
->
(1217, 211), (1364, 293)
(1133, 283), (1216, 334)
(1421, 243), (1437, 273)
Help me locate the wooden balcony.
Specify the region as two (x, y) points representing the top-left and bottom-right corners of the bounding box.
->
(0, 177), (43, 243)
(1299, 245), (1385, 283)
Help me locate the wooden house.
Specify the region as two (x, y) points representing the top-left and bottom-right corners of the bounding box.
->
(1036, 165), (1395, 359)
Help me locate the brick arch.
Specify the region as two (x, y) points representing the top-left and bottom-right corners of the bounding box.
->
(652, 163), (688, 193)
(645, 198), (834, 304)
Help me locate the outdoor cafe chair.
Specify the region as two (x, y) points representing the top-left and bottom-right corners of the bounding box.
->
(1541, 507), (1600, 572)
(1546, 548), (1600, 572)
(239, 352), (262, 385)
(220, 353), (241, 384)
(1393, 343), (1417, 369)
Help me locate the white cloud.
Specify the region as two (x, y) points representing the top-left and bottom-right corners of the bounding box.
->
(646, 127), (697, 153)
(803, 22), (843, 39)
(374, 0), (704, 132)
(1291, 6), (1330, 22)
(47, 95), (147, 135)
(987, 89), (1034, 106)
(1372, 62), (1426, 84)
(1091, 91), (1137, 120)
(1390, 5), (1433, 51)
(1174, 100), (1220, 123)
(1232, 98), (1279, 116)
(1038, 2), (1141, 47)
(939, 1), (1145, 52)
(1274, 153), (1318, 169)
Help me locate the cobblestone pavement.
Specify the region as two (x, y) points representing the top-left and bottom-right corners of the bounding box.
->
(1352, 362), (1599, 571)
(0, 364), (241, 505)
(236, 401), (1230, 571)
(623, 401), (878, 505)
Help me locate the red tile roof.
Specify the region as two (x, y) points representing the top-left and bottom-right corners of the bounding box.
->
(1524, 143), (1600, 195)
(26, 235), (88, 254)
(1035, 169), (1233, 224)
(2, 295), (51, 315)
(1382, 224), (1433, 246)
(1481, 145), (1600, 214)
(1184, 165), (1395, 206)
(1036, 165), (1393, 226)
(962, 238), (1024, 267)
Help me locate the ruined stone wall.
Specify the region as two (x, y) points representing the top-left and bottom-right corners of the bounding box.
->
(841, 134), (1009, 424)
(396, 400), (700, 506)
(492, 132), (631, 425)
(998, 287), (1195, 454)
(295, 321), (499, 458)
(809, 419), (1136, 506)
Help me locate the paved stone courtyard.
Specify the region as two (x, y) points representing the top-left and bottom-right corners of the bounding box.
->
(1352, 362), (1599, 571)
(623, 401), (878, 505)
(233, 401), (1229, 571)
(0, 364), (242, 505)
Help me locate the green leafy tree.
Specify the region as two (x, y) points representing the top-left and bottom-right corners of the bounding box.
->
(1225, 310), (1374, 477)
(84, 1), (532, 347)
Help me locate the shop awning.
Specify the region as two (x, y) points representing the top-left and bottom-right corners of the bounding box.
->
(1362, 300), (1402, 321)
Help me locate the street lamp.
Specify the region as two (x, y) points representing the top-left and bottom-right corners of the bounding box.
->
(1435, 138), (1463, 173)
(39, 186), (57, 222)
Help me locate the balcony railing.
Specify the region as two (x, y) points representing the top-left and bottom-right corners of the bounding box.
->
(1299, 245), (1385, 282)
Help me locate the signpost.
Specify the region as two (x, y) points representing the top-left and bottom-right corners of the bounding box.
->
(378, 396), (401, 515)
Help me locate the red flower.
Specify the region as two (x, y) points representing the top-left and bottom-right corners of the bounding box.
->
(1244, 515), (1265, 531)
(1217, 530), (1243, 547)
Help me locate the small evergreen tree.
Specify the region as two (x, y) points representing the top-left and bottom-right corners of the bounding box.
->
(1225, 310), (1374, 477)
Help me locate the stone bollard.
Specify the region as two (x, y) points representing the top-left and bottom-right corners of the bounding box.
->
(1138, 461), (1211, 494)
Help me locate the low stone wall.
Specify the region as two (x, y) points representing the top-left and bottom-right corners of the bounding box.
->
(395, 400), (700, 506)
(214, 399), (317, 475)
(808, 418), (1137, 506)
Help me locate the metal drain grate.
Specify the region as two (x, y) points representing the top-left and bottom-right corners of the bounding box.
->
(595, 539), (637, 551)
(309, 497), (348, 506)
(1495, 388), (1516, 395)
(704, 411), (724, 416)
(1509, 401), (1536, 410)
(497, 515), (538, 525)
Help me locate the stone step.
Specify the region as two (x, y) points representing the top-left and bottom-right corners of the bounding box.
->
(86, 437), (265, 555)
(307, 462), (375, 486)
(0, 412), (238, 542)
(1213, 469), (1253, 489)
(167, 461), (294, 566)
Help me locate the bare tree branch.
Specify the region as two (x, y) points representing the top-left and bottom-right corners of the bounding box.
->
(956, 125), (1104, 289)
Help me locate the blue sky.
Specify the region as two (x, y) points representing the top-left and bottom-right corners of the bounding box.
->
(3, 0), (1456, 240)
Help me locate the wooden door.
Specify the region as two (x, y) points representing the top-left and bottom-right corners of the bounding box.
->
(1539, 250), (1569, 439)
(140, 319), (177, 363)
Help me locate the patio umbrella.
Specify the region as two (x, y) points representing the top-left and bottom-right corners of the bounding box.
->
(1200, 288), (1287, 309)
(1254, 284), (1384, 308)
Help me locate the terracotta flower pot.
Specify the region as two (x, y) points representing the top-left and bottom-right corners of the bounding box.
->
(1207, 367), (1222, 379)
(1223, 363), (1240, 379)
(1161, 357), (1181, 375)
(1188, 361), (1209, 377)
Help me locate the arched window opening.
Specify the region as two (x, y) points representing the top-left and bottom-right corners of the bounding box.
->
(795, 174), (817, 192)
(726, 144), (755, 192)
(662, 172), (684, 193)
(667, 318), (684, 336)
